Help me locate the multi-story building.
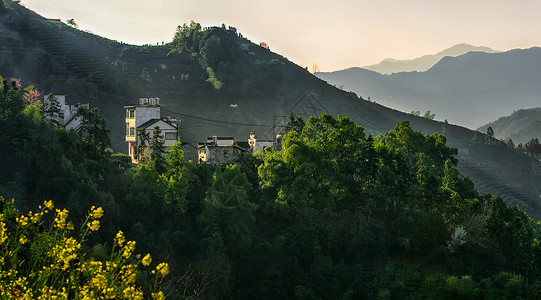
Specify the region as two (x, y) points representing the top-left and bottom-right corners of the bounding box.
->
(124, 97), (180, 163)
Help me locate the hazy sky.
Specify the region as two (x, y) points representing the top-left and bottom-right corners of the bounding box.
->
(21, 0), (541, 71)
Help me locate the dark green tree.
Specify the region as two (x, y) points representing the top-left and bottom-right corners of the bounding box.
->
(149, 126), (166, 173)
(43, 94), (62, 127)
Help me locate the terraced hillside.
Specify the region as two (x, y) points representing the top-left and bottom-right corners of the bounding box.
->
(1, 2), (541, 219)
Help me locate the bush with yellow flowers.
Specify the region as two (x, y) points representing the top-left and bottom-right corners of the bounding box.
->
(0, 196), (168, 299)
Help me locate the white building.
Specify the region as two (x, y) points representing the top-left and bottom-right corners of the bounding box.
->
(124, 97), (180, 163)
(43, 94), (89, 131)
(248, 131), (274, 153)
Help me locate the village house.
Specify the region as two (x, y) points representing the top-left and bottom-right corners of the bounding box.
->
(124, 97), (180, 163)
(248, 131), (274, 153)
(197, 136), (250, 165)
(43, 94), (89, 131)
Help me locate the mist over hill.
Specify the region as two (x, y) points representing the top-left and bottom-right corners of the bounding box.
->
(363, 43), (498, 74)
(478, 108), (541, 145)
(317, 48), (541, 129)
(1, 2), (541, 218)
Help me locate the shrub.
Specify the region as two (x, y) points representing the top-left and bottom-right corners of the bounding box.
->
(0, 196), (167, 299)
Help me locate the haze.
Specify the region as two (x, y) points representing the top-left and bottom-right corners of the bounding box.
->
(21, 0), (541, 72)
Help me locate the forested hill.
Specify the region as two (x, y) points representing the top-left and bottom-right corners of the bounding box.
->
(1, 1), (541, 218)
(478, 107), (541, 145)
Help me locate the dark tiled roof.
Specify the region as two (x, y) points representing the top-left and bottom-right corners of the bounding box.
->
(137, 119), (177, 130)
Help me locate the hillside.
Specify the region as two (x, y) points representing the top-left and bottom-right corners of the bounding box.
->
(363, 43), (498, 74)
(478, 107), (541, 145)
(1, 2), (541, 219)
(317, 48), (541, 129)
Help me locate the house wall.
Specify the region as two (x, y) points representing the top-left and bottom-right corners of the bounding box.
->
(253, 140), (274, 152)
(141, 120), (179, 148)
(206, 146), (236, 165)
(65, 116), (84, 131)
(135, 106), (160, 127)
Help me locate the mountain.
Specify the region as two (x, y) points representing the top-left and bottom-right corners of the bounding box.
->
(1, 2), (541, 219)
(478, 108), (541, 145)
(317, 48), (541, 129)
(363, 43), (498, 74)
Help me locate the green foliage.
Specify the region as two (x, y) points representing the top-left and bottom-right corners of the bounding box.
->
(172, 21), (203, 53)
(206, 66), (222, 89)
(423, 109), (436, 120)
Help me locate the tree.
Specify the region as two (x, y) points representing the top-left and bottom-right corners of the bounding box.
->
(149, 126), (166, 173)
(310, 63), (320, 74)
(423, 110), (436, 120)
(43, 94), (62, 127)
(486, 126), (494, 138)
(79, 107), (111, 160)
(66, 18), (78, 28)
(172, 21), (202, 53)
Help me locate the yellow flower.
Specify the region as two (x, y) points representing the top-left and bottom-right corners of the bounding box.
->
(141, 253), (152, 266)
(90, 206), (104, 219)
(103, 287), (116, 299)
(66, 221), (74, 231)
(44, 200), (54, 210)
(91, 273), (108, 290)
(152, 291), (165, 300)
(19, 235), (27, 245)
(17, 215), (29, 227)
(0, 221), (7, 244)
(154, 262), (169, 277)
(115, 231), (125, 247)
(54, 209), (69, 230)
(122, 286), (137, 298)
(29, 211), (42, 224)
(87, 220), (100, 232)
(122, 241), (136, 259)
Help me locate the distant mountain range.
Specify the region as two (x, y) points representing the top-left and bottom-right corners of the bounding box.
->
(317, 47), (541, 129)
(363, 43), (499, 74)
(2, 2), (541, 218)
(478, 108), (541, 145)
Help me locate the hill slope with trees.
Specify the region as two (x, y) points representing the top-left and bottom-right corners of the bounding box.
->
(3, 82), (541, 298)
(478, 107), (541, 145)
(1, 0), (541, 219)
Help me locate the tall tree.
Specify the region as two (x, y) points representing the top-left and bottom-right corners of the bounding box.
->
(43, 94), (62, 127)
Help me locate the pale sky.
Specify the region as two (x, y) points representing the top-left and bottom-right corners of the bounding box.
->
(21, 0), (541, 71)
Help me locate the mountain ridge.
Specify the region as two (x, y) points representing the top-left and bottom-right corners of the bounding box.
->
(317, 47), (541, 129)
(363, 43), (499, 74)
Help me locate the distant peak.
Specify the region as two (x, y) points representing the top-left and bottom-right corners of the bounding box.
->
(362, 43), (498, 74)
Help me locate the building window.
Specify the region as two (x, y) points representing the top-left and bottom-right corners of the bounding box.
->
(129, 127), (135, 136)
(165, 132), (177, 140)
(126, 123), (129, 136)
(126, 109), (135, 119)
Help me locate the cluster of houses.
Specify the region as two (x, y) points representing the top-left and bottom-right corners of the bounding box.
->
(41, 94), (278, 165)
(124, 97), (277, 165)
